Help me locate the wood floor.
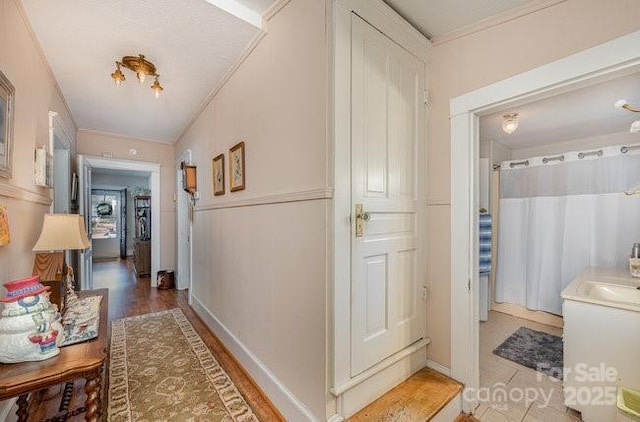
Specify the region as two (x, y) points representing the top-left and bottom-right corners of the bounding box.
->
(348, 368), (463, 421)
(20, 258), (284, 421)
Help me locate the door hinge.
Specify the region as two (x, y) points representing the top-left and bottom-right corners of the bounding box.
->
(468, 278), (472, 291)
(423, 90), (430, 105)
(422, 285), (427, 301)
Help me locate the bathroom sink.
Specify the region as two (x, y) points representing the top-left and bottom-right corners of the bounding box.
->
(579, 281), (640, 305)
(561, 268), (640, 312)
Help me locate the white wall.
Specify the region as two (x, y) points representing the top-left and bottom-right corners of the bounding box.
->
(174, 0), (329, 419)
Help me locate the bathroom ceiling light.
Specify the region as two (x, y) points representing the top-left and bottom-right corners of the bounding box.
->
(110, 54), (164, 98)
(614, 99), (640, 133)
(615, 99), (640, 112)
(502, 113), (519, 134)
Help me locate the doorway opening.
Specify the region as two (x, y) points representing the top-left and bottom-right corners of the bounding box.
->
(77, 155), (160, 290)
(450, 30), (640, 417)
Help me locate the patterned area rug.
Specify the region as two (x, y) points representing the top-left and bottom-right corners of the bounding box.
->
(108, 309), (259, 421)
(493, 326), (564, 380)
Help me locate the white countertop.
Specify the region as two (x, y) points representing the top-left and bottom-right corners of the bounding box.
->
(561, 267), (640, 312)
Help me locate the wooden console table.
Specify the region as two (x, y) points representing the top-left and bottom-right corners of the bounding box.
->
(0, 289), (109, 422)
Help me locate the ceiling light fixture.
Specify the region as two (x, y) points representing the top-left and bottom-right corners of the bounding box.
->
(501, 113), (519, 134)
(110, 54), (163, 98)
(614, 99), (640, 133)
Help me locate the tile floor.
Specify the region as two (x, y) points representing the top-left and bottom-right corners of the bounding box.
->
(474, 310), (583, 422)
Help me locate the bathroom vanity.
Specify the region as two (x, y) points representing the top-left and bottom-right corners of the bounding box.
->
(562, 268), (640, 421)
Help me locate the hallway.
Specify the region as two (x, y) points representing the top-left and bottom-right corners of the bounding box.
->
(25, 259), (283, 421)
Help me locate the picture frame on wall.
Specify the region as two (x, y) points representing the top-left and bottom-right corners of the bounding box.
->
(212, 153), (225, 196)
(0, 71), (15, 179)
(229, 141), (245, 192)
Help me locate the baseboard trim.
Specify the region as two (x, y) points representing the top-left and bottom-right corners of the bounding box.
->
(427, 359), (452, 377)
(327, 414), (344, 422)
(0, 398), (16, 421)
(190, 295), (316, 421)
(492, 303), (564, 328)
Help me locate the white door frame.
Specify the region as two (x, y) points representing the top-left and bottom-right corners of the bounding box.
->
(175, 149), (193, 297)
(330, 0), (430, 415)
(49, 111), (72, 214)
(450, 30), (640, 413)
(79, 155), (162, 286)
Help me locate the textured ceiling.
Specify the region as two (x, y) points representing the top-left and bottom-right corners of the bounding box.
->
(383, 0), (532, 39)
(21, 0), (273, 142)
(480, 71), (640, 150)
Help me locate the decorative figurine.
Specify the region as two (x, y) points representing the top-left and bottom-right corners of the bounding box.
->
(0, 276), (65, 363)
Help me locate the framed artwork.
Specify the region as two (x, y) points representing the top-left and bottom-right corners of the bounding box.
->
(181, 162), (197, 194)
(229, 141), (245, 192)
(0, 71), (15, 179)
(0, 205), (9, 246)
(212, 153), (225, 196)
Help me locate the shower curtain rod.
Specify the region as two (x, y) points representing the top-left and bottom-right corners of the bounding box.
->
(494, 145), (640, 169)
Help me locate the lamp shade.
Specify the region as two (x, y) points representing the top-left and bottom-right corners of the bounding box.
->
(32, 214), (91, 252)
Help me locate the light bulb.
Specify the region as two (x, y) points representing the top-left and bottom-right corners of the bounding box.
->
(615, 99), (628, 109)
(501, 113), (519, 134)
(631, 120), (640, 133)
(115, 78), (122, 87)
(151, 78), (163, 99)
(137, 71), (146, 83)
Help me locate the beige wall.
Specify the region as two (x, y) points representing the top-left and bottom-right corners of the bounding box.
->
(0, 0), (77, 286)
(76, 130), (175, 269)
(175, 0), (328, 419)
(427, 0), (640, 367)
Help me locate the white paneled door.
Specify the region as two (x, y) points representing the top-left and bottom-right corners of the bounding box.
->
(350, 14), (427, 376)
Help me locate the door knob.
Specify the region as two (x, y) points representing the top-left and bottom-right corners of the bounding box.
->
(355, 204), (369, 237)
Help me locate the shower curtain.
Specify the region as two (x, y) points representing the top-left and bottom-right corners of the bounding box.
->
(495, 145), (640, 315)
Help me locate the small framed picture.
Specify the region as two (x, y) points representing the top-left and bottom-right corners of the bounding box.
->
(212, 153), (225, 196)
(229, 141), (245, 192)
(0, 71), (15, 179)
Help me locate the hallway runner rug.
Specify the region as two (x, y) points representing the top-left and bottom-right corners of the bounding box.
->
(108, 308), (259, 421)
(493, 326), (564, 380)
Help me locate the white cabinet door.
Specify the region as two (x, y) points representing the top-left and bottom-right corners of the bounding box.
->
(351, 14), (427, 376)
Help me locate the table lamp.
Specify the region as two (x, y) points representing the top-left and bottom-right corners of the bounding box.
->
(32, 214), (91, 313)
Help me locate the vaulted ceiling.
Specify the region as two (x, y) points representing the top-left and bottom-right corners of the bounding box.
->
(21, 0), (272, 142)
(22, 0), (581, 144)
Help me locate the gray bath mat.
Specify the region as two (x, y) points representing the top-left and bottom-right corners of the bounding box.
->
(493, 327), (564, 380)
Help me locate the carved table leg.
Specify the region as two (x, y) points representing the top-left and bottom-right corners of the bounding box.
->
(16, 394), (28, 422)
(84, 370), (102, 422)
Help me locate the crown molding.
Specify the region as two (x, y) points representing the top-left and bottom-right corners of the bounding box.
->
(77, 128), (174, 145)
(263, 0), (292, 22)
(12, 0), (79, 133)
(432, 0), (567, 46)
